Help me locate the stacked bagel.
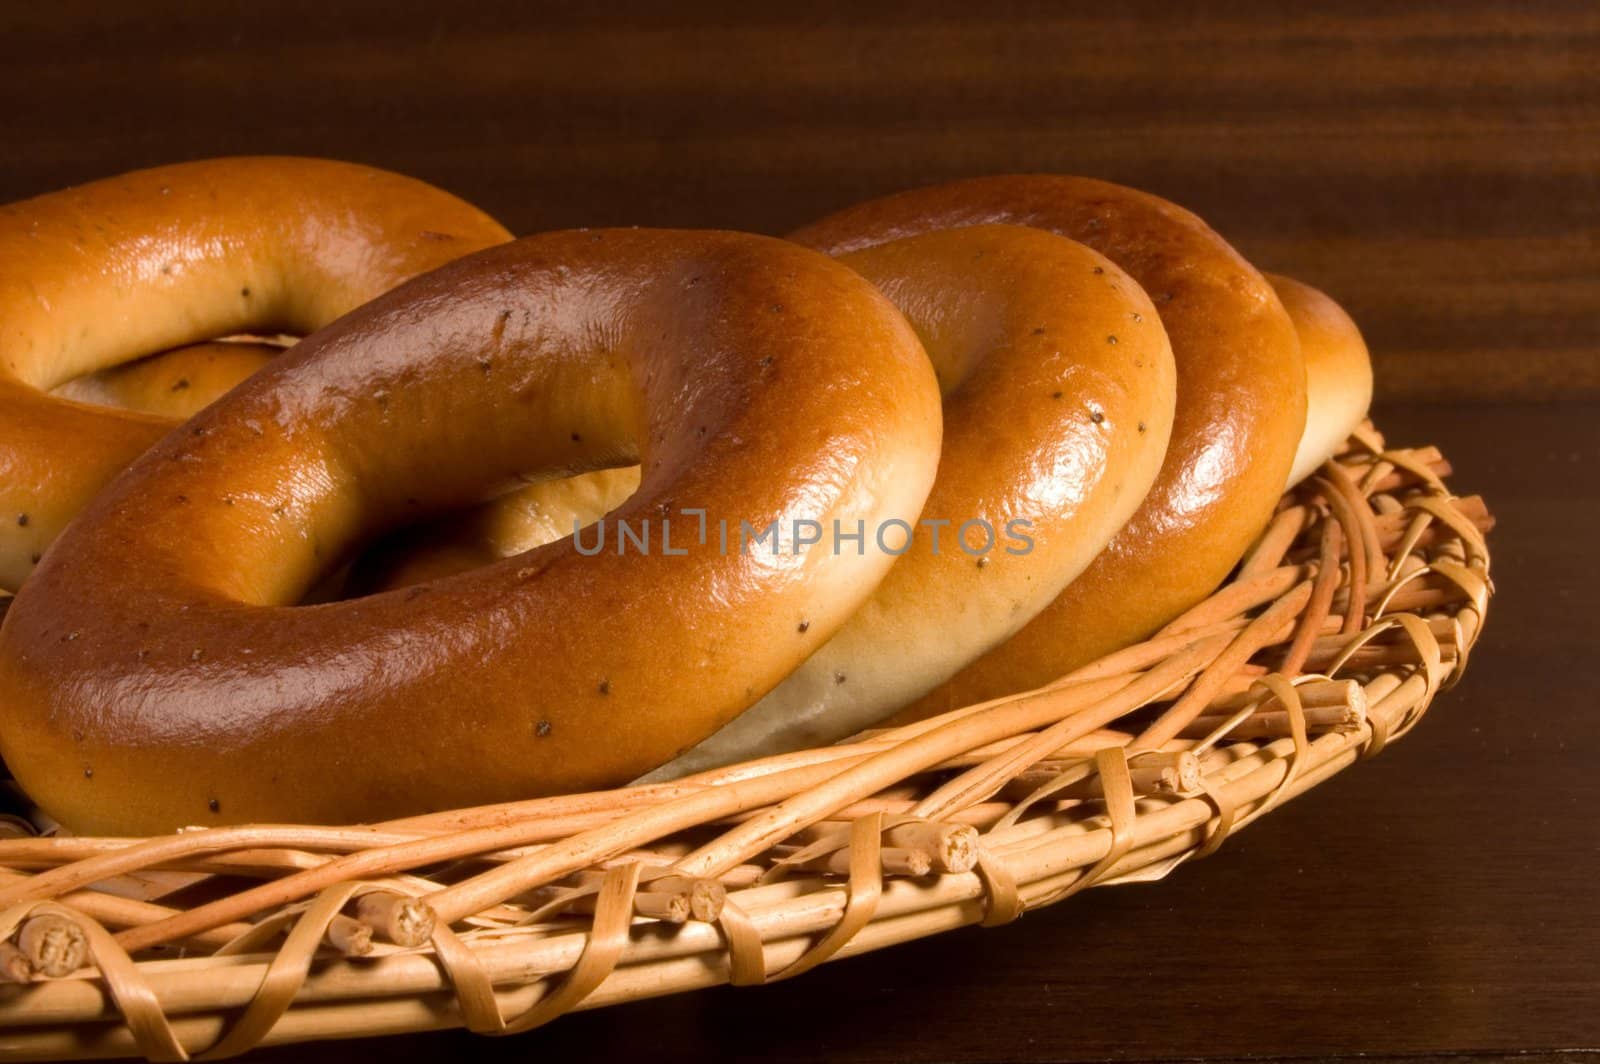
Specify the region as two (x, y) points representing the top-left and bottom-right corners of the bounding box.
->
(0, 161), (1370, 834)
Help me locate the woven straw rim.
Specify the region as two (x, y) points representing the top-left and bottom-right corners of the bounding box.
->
(0, 420), (1494, 1062)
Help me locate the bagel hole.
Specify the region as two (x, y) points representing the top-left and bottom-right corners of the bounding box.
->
(49, 335), (298, 419)
(332, 466), (644, 601)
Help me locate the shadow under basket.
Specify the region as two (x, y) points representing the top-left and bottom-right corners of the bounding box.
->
(0, 421), (1494, 1061)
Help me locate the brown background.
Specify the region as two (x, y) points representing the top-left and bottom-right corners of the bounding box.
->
(1, 4), (1596, 1062)
(2, 1), (1597, 401)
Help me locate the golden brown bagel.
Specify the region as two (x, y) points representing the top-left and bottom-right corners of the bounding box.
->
(52, 340), (283, 420)
(0, 229), (943, 833)
(646, 224), (1176, 775)
(0, 157), (511, 590)
(1268, 274), (1374, 485)
(348, 225), (1178, 773)
(790, 176), (1306, 716)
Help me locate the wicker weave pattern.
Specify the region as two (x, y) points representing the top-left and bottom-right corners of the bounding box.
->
(0, 423), (1493, 1061)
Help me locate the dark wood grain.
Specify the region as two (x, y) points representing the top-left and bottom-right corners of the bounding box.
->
(237, 400), (1597, 1061)
(1, 1), (1596, 400)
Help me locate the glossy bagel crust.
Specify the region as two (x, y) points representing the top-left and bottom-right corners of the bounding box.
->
(53, 340), (283, 420)
(648, 224), (1176, 775)
(0, 229), (943, 834)
(0, 157), (511, 590)
(347, 225), (1179, 774)
(790, 175), (1307, 715)
(1268, 274), (1374, 486)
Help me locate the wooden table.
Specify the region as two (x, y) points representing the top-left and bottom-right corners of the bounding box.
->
(2, 1), (1595, 404)
(1, 3), (1595, 1060)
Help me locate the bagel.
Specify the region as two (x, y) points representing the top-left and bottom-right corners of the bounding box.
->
(347, 225), (1178, 774)
(52, 340), (283, 420)
(0, 157), (511, 590)
(0, 229), (944, 833)
(646, 225), (1176, 774)
(788, 175), (1307, 715)
(1268, 275), (1373, 486)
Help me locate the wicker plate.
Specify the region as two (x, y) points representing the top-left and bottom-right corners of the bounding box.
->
(0, 422), (1493, 1061)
